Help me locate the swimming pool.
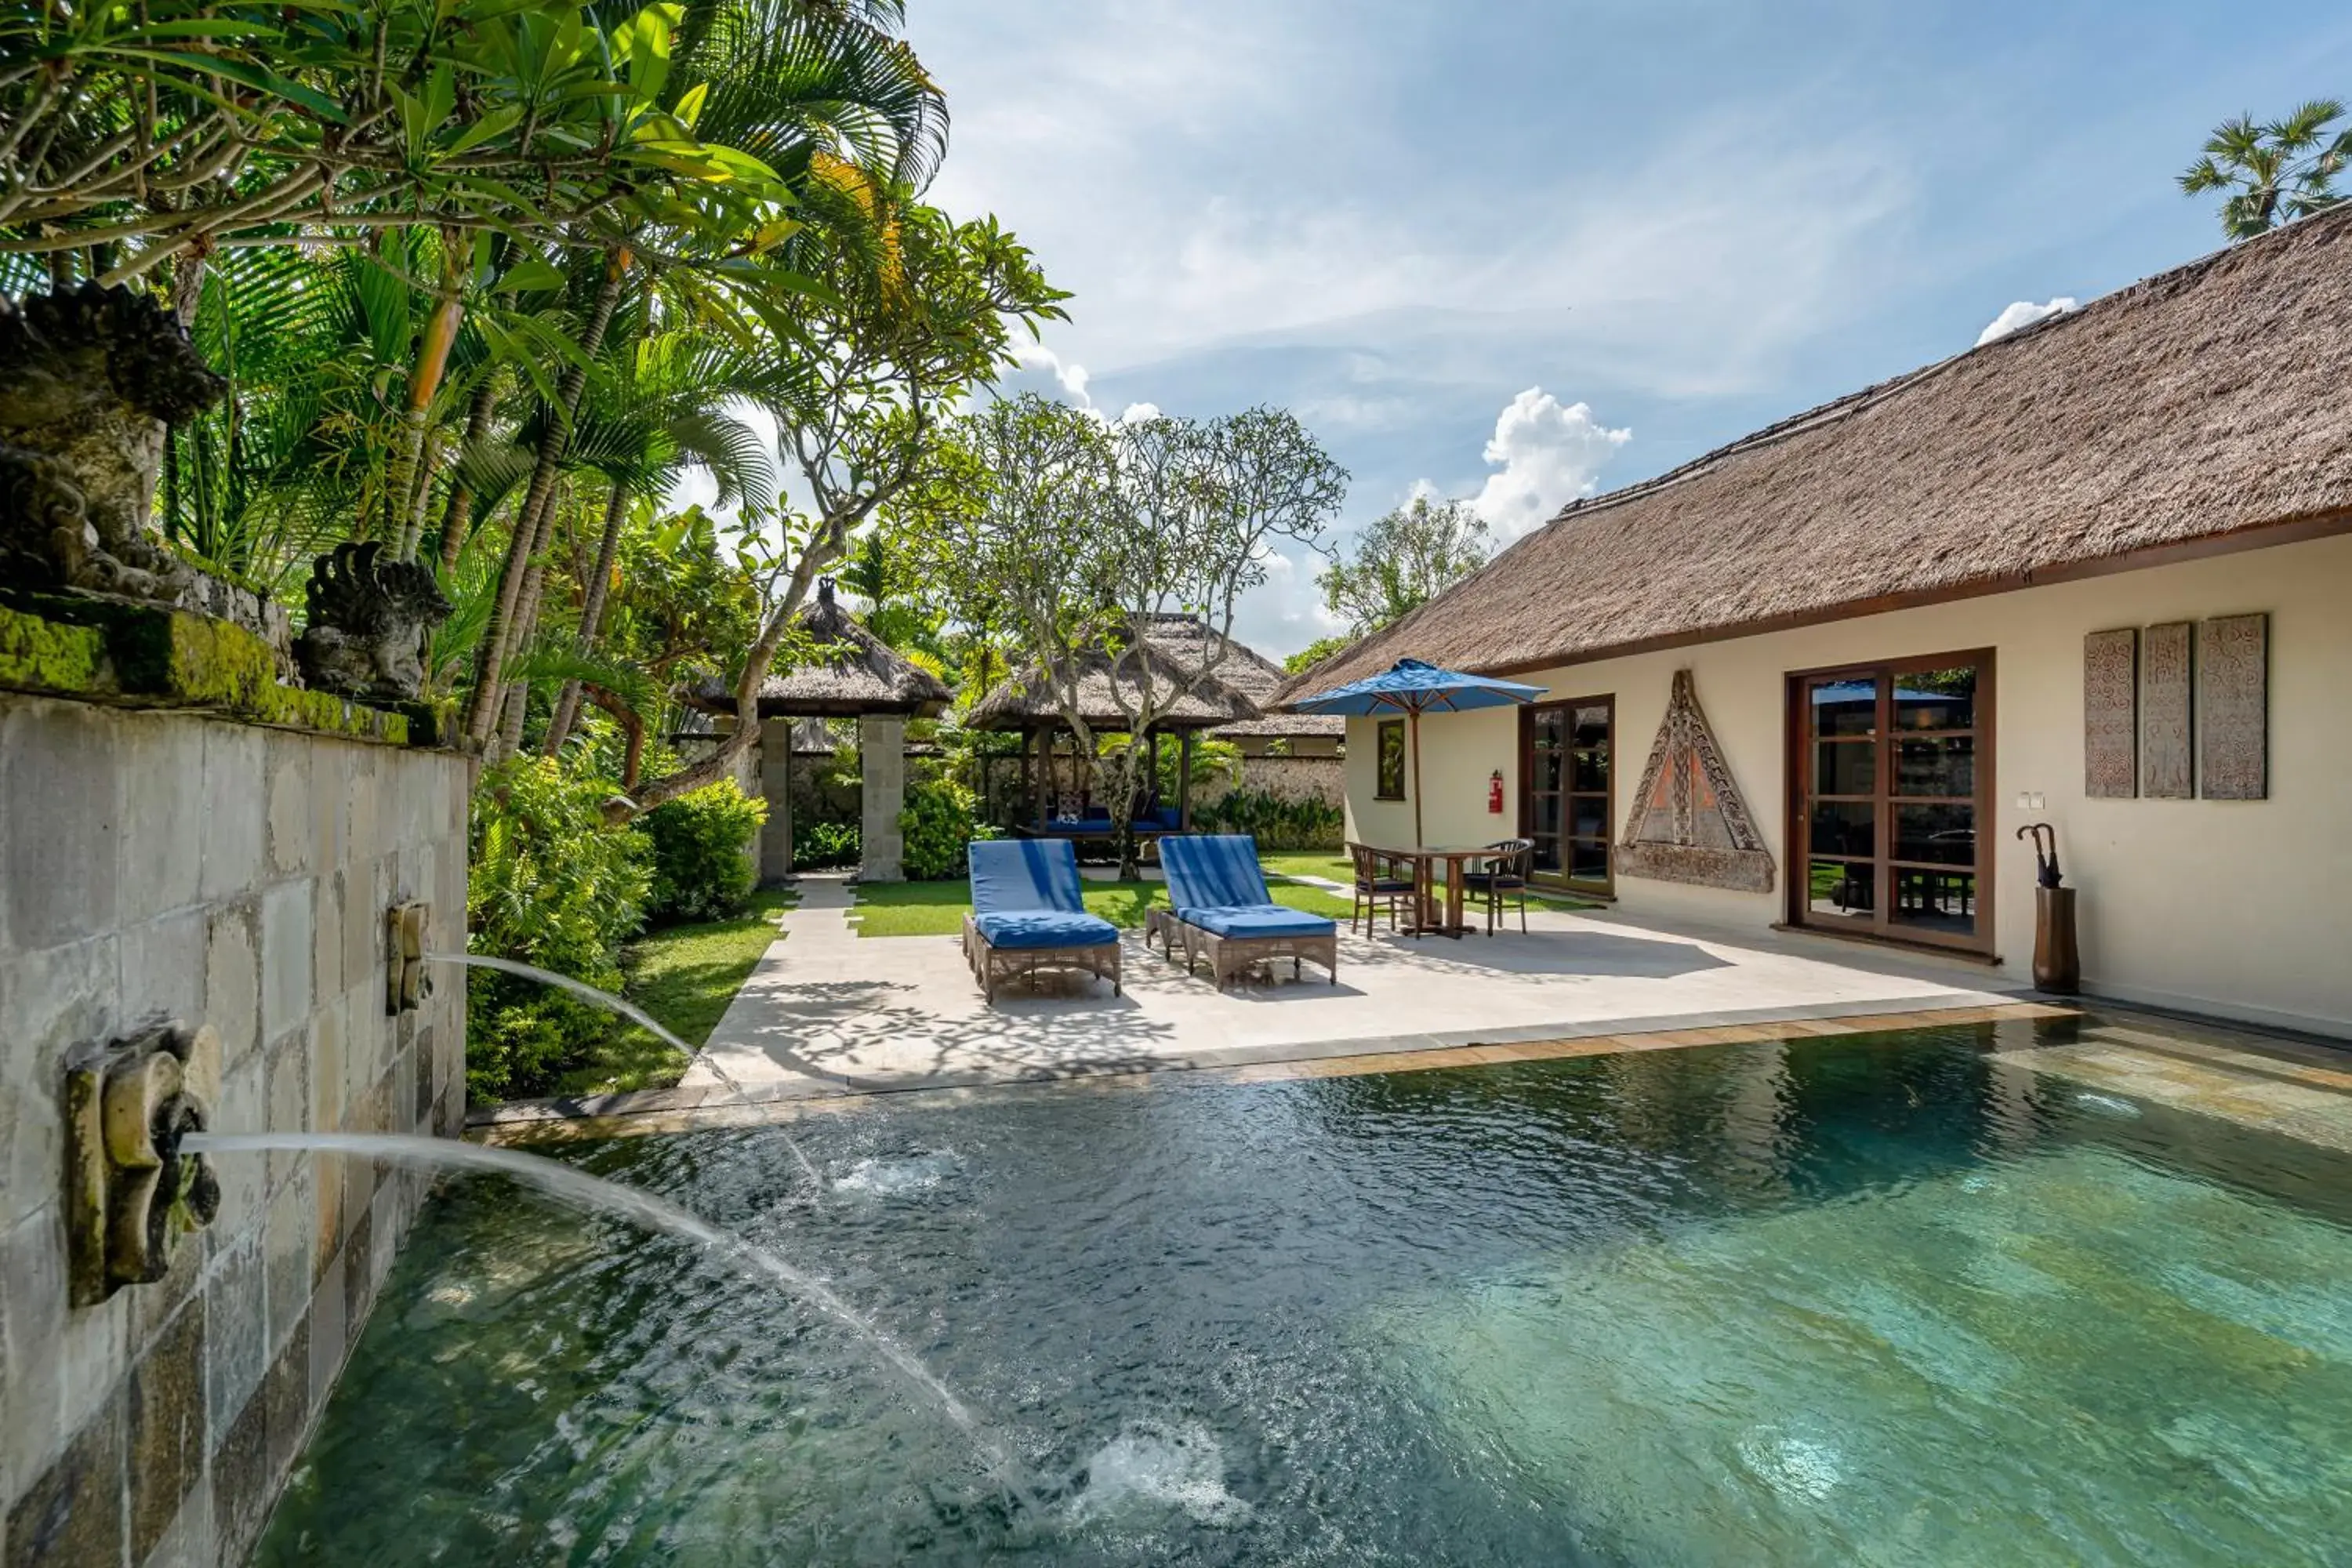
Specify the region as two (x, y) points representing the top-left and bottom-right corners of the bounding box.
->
(257, 1019), (2352, 1565)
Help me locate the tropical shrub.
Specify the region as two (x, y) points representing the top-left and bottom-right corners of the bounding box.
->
(899, 776), (994, 880)
(795, 818), (862, 870)
(466, 759), (651, 1101)
(636, 779), (767, 923)
(1194, 788), (1345, 851)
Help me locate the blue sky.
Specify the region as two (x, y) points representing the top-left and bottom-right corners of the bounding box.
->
(896, 2), (2352, 655)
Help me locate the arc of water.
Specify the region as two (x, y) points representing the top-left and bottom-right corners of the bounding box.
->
(426, 953), (825, 1191)
(182, 1130), (1010, 1481)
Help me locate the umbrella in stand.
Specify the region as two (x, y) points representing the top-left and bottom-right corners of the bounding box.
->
(1292, 658), (1546, 845)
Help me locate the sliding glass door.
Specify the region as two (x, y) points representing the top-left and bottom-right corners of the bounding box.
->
(1791, 652), (1991, 952)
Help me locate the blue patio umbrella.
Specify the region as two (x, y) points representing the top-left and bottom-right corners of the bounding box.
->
(1293, 658), (1547, 844)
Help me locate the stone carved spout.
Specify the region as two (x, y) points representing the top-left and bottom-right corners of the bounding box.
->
(64, 1022), (223, 1308)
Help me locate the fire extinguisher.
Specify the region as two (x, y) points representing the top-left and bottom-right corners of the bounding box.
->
(1488, 770), (1505, 815)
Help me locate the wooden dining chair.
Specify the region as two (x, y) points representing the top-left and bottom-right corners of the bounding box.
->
(1463, 839), (1535, 935)
(1346, 841), (1417, 937)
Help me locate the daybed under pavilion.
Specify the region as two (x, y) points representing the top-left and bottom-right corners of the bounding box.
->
(681, 578), (949, 882)
(964, 614), (1265, 846)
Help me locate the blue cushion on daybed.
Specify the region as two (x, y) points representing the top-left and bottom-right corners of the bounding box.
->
(1160, 833), (1272, 911)
(971, 909), (1119, 949)
(1178, 903), (1335, 939)
(969, 837), (1085, 913)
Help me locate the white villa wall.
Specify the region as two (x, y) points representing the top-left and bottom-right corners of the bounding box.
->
(1343, 531), (2352, 1036)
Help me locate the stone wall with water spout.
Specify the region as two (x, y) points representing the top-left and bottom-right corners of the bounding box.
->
(0, 687), (470, 1567)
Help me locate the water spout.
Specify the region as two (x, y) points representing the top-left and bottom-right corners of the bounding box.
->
(182, 1130), (1012, 1483)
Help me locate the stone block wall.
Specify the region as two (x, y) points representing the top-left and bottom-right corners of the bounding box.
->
(0, 693), (470, 1568)
(1200, 753), (1345, 809)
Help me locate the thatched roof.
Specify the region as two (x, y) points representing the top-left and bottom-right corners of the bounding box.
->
(1134, 616), (1345, 739)
(682, 580), (950, 718)
(965, 615), (1271, 732)
(1277, 207), (2352, 698)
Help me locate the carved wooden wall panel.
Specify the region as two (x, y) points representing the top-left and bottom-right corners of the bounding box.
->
(2083, 629), (2138, 799)
(2138, 621), (2194, 799)
(1616, 670), (1775, 893)
(2198, 614), (2268, 800)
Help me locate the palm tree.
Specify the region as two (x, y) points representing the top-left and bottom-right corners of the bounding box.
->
(537, 329), (796, 751)
(459, 0), (951, 750)
(2180, 100), (2350, 239)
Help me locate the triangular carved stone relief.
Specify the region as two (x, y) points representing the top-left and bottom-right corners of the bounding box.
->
(1615, 670), (1777, 894)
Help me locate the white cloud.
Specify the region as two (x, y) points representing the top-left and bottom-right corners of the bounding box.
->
(1975, 296), (2078, 347)
(1011, 339), (1094, 407)
(1466, 389), (1632, 539)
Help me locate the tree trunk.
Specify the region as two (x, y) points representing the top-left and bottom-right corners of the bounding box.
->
(543, 480), (631, 755)
(463, 249), (626, 750)
(435, 380), (497, 578)
(387, 273), (463, 559)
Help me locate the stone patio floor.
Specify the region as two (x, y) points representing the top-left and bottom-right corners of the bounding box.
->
(687, 874), (2037, 1091)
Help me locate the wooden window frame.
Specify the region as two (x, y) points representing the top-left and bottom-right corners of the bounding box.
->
(1522, 694), (1614, 898)
(1374, 717), (1407, 800)
(1784, 648), (1996, 956)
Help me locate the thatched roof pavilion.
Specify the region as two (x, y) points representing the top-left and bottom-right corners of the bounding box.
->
(964, 616), (1261, 733)
(678, 579), (946, 882)
(967, 614), (1344, 833)
(1279, 205), (2352, 698)
(682, 579), (950, 720)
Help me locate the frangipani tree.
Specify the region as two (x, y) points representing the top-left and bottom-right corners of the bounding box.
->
(917, 394), (1348, 877)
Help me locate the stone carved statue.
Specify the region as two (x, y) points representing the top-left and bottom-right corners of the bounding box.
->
(0, 282), (226, 600)
(294, 540), (453, 702)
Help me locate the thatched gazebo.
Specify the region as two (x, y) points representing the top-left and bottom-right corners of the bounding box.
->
(964, 615), (1262, 835)
(683, 579), (949, 881)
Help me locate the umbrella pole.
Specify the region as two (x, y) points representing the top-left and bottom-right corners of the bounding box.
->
(1409, 706), (1424, 848)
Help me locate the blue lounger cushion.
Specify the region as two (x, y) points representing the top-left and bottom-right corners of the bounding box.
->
(1178, 903), (1336, 939)
(969, 837), (1087, 915)
(1160, 833), (1273, 911)
(971, 909), (1119, 949)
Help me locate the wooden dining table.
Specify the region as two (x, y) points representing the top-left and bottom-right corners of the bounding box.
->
(1376, 844), (1497, 938)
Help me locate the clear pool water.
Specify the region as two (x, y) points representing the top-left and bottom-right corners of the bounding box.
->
(257, 1023), (2352, 1566)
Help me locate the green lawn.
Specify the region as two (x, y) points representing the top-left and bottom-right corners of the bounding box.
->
(851, 876), (1354, 938)
(1258, 850), (1355, 882)
(551, 890), (795, 1098)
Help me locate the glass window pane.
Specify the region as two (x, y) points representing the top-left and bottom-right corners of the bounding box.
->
(1893, 804), (1974, 866)
(1814, 740), (1876, 797)
(1895, 666), (1976, 731)
(1893, 869), (1976, 935)
(1571, 750), (1607, 791)
(1570, 798), (1608, 840)
(1809, 859), (1873, 917)
(1894, 736), (1973, 799)
(1809, 802), (1875, 858)
(1531, 837), (1562, 873)
(1572, 707), (1610, 748)
(1532, 793), (1562, 839)
(1533, 748), (1563, 793)
(1809, 678), (1878, 737)
(1569, 840), (1610, 879)
(1377, 720), (1406, 799)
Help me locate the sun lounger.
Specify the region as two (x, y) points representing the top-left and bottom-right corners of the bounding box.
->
(1152, 834), (1338, 987)
(962, 839), (1122, 1001)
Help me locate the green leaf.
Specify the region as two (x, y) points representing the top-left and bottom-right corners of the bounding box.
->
(441, 103), (522, 157)
(493, 256), (569, 294)
(108, 48), (349, 124)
